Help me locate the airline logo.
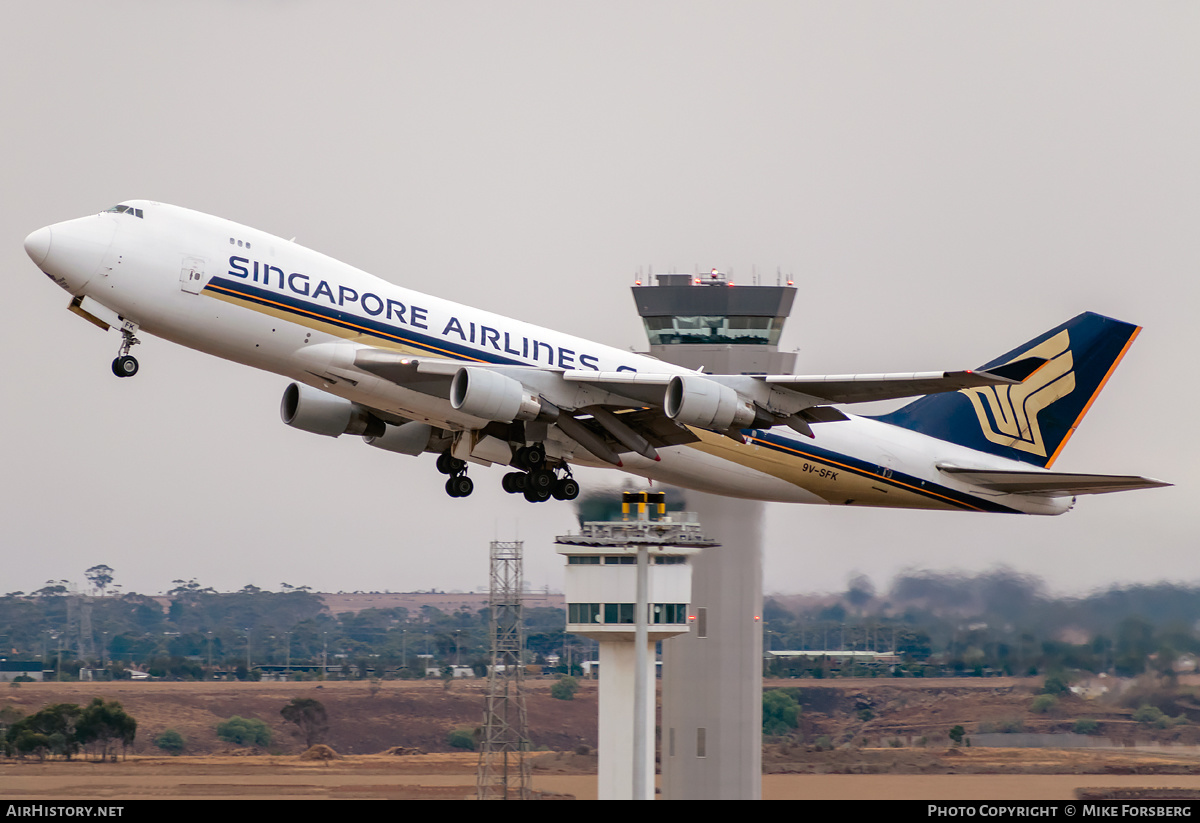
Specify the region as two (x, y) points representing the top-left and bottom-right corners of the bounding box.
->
(960, 330), (1075, 458)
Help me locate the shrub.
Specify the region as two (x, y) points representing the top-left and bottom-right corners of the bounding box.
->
(1030, 694), (1058, 714)
(216, 716), (271, 747)
(447, 727), (476, 751)
(1073, 719), (1100, 735)
(1041, 674), (1070, 695)
(154, 729), (185, 755)
(550, 676), (578, 701)
(1134, 704), (1166, 726)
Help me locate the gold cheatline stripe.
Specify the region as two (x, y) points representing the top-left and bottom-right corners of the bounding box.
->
(748, 435), (985, 512)
(205, 283), (487, 364)
(1045, 326), (1140, 469)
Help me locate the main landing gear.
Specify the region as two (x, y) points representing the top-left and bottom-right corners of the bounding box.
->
(111, 327), (140, 378)
(436, 443), (580, 502)
(502, 444), (579, 503)
(436, 452), (474, 498)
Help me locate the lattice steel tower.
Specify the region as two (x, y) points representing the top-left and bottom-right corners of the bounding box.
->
(476, 540), (532, 800)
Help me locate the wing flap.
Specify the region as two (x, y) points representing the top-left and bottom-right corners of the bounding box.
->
(938, 466), (1171, 496)
(352, 349), (455, 398)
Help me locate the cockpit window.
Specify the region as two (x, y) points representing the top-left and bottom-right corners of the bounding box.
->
(103, 204), (144, 218)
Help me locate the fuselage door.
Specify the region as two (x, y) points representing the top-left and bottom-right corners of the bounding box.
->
(180, 256), (207, 294)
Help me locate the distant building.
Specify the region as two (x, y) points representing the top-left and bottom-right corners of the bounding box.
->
(0, 662), (45, 681)
(767, 650), (901, 665)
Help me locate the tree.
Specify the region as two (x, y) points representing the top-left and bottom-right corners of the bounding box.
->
(280, 698), (328, 747)
(13, 730), (52, 760)
(76, 698), (137, 760)
(949, 725), (966, 746)
(6, 703), (82, 760)
(762, 689), (800, 736)
(85, 565), (114, 596)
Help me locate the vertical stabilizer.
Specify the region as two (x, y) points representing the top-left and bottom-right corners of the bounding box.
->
(872, 312), (1140, 468)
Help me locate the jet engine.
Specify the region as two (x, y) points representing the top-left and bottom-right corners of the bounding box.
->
(363, 421), (442, 456)
(664, 374), (757, 431)
(450, 367), (541, 422)
(280, 383), (385, 437)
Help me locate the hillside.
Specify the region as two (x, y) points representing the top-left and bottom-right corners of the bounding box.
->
(1, 679), (596, 756)
(6, 675), (1200, 761)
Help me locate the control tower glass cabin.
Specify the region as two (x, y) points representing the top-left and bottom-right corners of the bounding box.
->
(631, 271), (797, 374)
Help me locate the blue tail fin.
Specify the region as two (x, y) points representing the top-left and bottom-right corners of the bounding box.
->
(871, 312), (1140, 468)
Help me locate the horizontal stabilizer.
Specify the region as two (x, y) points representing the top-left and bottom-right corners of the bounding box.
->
(938, 466), (1171, 497)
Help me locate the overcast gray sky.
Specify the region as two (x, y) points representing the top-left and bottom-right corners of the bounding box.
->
(2, 2), (1196, 599)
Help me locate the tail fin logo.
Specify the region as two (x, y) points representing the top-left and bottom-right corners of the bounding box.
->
(960, 330), (1076, 458)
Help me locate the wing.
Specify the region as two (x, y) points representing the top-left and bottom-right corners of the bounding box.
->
(938, 467), (1171, 497)
(564, 357), (1046, 406)
(346, 346), (1047, 463)
(756, 356), (1048, 405)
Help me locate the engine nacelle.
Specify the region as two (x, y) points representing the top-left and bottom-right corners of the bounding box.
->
(664, 374), (757, 431)
(450, 367), (541, 422)
(363, 421), (438, 456)
(280, 383), (384, 438)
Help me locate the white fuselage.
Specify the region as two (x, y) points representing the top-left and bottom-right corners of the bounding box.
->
(27, 201), (1070, 515)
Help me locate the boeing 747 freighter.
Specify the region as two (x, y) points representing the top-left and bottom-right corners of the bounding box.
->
(24, 201), (1168, 512)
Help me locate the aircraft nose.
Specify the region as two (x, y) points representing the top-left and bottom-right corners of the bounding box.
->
(25, 216), (116, 294)
(24, 226), (52, 268)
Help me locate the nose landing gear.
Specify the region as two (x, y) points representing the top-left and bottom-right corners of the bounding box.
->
(111, 325), (140, 378)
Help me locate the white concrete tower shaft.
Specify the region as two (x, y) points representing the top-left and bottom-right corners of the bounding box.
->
(632, 272), (796, 800)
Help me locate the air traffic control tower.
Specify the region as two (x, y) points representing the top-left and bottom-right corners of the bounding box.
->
(633, 270), (796, 375)
(631, 270), (796, 800)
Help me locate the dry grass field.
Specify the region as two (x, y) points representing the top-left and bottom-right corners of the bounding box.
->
(5, 677), (1200, 799)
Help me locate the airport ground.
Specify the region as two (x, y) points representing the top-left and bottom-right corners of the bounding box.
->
(6, 677), (1200, 800)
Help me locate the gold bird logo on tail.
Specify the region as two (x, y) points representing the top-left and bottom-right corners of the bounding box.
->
(961, 330), (1075, 458)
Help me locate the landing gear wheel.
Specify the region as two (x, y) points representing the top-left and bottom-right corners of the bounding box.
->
(111, 355), (139, 378)
(437, 452), (465, 475)
(502, 472), (528, 494)
(528, 468), (556, 493)
(524, 443), (546, 468)
(112, 324), (141, 377)
(523, 486), (552, 503)
(446, 475), (474, 498)
(515, 444), (546, 471)
(553, 477), (580, 501)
